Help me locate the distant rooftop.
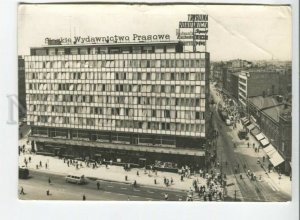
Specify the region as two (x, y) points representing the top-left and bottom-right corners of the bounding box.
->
(262, 104), (291, 122)
(248, 96), (280, 110)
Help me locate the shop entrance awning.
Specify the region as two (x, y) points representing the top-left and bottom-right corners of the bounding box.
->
(263, 144), (276, 156)
(269, 152), (285, 167)
(260, 138), (270, 147)
(250, 127), (261, 136)
(255, 133), (265, 141)
(247, 124), (255, 131)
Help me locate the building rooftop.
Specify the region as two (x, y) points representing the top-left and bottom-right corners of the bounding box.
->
(262, 104), (292, 122)
(31, 41), (182, 50)
(248, 96), (279, 110)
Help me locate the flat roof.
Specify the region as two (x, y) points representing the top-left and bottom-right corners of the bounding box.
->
(31, 41), (182, 50)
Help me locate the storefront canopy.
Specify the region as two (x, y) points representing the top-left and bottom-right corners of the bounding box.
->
(260, 138), (270, 147)
(247, 124), (255, 131)
(255, 133), (265, 141)
(241, 117), (248, 123)
(263, 144), (276, 156)
(250, 127), (261, 136)
(269, 151), (285, 167)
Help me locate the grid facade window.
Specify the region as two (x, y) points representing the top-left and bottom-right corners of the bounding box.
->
(25, 46), (209, 138)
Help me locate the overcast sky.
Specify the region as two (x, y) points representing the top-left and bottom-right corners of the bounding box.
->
(18, 4), (291, 61)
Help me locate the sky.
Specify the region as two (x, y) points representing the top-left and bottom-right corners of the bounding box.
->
(18, 4), (292, 61)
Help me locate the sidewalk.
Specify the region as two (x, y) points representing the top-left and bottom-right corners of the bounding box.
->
(231, 120), (291, 196)
(19, 136), (207, 193)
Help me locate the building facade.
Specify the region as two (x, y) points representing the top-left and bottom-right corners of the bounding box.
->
(248, 96), (292, 173)
(18, 56), (26, 119)
(24, 41), (210, 168)
(238, 70), (280, 108)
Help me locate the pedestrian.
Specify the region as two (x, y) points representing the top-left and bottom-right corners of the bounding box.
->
(171, 177), (173, 185)
(20, 186), (25, 195)
(48, 177), (51, 184)
(45, 163), (48, 169)
(247, 142), (250, 148)
(29, 156), (31, 163)
(82, 194), (86, 201)
(164, 193), (168, 201)
(97, 182), (100, 190)
(67, 161), (69, 167)
(154, 179), (157, 184)
(36, 164), (38, 169)
(262, 156), (265, 162)
(46, 190), (50, 196)
(136, 171), (139, 176)
(39, 161), (42, 167)
(253, 143), (255, 148)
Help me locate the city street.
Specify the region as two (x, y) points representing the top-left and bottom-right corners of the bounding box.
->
(210, 84), (291, 202)
(19, 170), (188, 201)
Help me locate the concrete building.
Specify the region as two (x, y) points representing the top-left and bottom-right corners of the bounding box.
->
(24, 41), (210, 168)
(18, 56), (26, 119)
(238, 70), (280, 107)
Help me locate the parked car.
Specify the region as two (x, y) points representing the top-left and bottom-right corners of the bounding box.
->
(19, 166), (29, 179)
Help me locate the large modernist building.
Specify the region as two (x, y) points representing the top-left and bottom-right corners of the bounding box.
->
(24, 41), (210, 168)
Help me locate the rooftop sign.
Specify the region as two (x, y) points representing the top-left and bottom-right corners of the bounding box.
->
(45, 34), (171, 45)
(177, 14), (209, 52)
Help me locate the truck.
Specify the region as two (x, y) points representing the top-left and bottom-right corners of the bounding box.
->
(238, 129), (249, 140)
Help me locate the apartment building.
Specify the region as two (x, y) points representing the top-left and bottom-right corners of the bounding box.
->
(238, 70), (280, 108)
(24, 41), (210, 168)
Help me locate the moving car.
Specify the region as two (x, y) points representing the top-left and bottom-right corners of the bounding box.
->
(225, 119), (232, 126)
(65, 174), (86, 184)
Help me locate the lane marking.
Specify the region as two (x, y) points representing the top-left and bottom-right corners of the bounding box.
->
(104, 191), (111, 194)
(121, 187), (127, 190)
(147, 191), (154, 194)
(132, 195), (138, 198)
(107, 185), (114, 188)
(133, 189), (140, 192)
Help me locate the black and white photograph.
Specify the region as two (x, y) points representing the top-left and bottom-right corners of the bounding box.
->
(17, 3), (294, 203)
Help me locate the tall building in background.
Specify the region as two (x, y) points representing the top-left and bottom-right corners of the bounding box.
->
(238, 70), (280, 107)
(24, 41), (210, 168)
(18, 56), (26, 119)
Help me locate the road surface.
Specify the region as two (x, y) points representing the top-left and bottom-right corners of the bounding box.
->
(210, 84), (291, 202)
(19, 170), (189, 201)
